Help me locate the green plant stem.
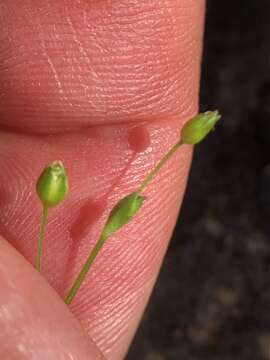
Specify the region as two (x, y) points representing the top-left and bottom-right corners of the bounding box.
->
(65, 234), (107, 305)
(65, 139), (184, 305)
(138, 139), (183, 193)
(36, 206), (49, 272)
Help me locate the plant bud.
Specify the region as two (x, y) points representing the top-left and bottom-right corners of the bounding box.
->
(102, 192), (145, 240)
(181, 111), (221, 144)
(36, 161), (69, 208)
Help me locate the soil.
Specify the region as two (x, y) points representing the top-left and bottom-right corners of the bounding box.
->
(127, 1), (270, 359)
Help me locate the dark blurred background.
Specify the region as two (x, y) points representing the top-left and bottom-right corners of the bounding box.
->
(128, 1), (270, 359)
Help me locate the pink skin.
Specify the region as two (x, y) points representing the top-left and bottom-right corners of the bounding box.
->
(0, 1), (205, 359)
(0, 239), (104, 359)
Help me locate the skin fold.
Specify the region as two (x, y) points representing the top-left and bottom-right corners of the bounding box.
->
(0, 1), (205, 359)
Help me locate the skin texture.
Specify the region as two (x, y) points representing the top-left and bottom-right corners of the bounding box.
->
(0, 238), (104, 360)
(0, 1), (205, 359)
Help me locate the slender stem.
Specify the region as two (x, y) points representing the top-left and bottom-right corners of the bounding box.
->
(65, 234), (107, 305)
(65, 139), (184, 305)
(36, 206), (49, 272)
(138, 139), (183, 193)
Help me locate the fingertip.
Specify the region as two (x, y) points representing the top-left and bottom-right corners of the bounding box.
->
(0, 237), (104, 359)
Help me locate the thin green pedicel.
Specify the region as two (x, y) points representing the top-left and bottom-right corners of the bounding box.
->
(36, 206), (49, 272)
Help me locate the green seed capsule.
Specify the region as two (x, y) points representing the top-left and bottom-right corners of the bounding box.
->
(36, 161), (69, 208)
(101, 192), (145, 241)
(181, 111), (221, 145)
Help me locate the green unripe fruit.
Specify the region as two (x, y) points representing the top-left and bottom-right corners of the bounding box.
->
(36, 161), (69, 208)
(181, 110), (221, 145)
(102, 192), (145, 241)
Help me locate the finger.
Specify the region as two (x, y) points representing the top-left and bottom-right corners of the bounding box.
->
(0, 236), (104, 359)
(0, 0), (203, 133)
(0, 0), (205, 359)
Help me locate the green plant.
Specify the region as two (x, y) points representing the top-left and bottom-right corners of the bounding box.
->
(35, 111), (220, 303)
(36, 161), (69, 272)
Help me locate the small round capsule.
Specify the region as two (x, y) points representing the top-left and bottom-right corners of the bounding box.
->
(36, 161), (69, 208)
(181, 111), (221, 145)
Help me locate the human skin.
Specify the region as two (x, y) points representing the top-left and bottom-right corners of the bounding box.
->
(0, 1), (205, 359)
